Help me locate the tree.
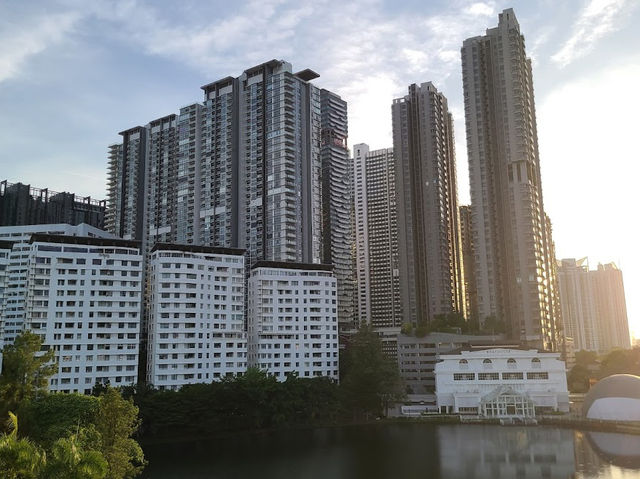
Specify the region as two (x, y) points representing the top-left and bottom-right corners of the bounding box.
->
(0, 331), (56, 418)
(340, 324), (404, 419)
(0, 412), (45, 479)
(93, 387), (145, 479)
(43, 433), (107, 479)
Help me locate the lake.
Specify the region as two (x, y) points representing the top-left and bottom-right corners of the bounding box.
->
(142, 423), (640, 478)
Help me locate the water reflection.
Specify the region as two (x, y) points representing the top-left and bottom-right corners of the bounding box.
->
(574, 430), (640, 478)
(142, 424), (640, 479)
(438, 425), (575, 478)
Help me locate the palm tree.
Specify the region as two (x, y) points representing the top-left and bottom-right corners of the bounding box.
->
(43, 434), (108, 479)
(0, 412), (45, 479)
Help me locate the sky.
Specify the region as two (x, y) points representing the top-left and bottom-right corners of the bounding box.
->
(1, 0), (639, 339)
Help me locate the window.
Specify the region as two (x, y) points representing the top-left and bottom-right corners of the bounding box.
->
(478, 372), (499, 380)
(526, 372), (548, 380)
(531, 358), (541, 369)
(507, 358), (517, 369)
(502, 372), (524, 380)
(453, 373), (475, 381)
(482, 358), (493, 370)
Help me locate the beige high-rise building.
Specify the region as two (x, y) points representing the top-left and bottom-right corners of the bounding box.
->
(392, 82), (465, 326)
(462, 9), (558, 350)
(558, 258), (631, 352)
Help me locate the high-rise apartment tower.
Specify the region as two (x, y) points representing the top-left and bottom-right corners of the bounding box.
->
(320, 90), (355, 331)
(392, 82), (465, 326)
(462, 9), (558, 349)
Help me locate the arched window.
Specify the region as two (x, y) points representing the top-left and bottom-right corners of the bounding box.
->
(507, 358), (517, 369)
(531, 358), (541, 369)
(483, 358), (493, 369)
(459, 358), (469, 370)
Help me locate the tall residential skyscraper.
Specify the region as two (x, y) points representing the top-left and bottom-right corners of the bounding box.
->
(107, 60), (329, 266)
(320, 89), (355, 330)
(392, 82), (465, 326)
(462, 9), (558, 349)
(558, 258), (630, 353)
(353, 144), (402, 331)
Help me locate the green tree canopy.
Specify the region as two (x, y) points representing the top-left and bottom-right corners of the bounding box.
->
(340, 323), (404, 418)
(94, 387), (145, 479)
(0, 412), (45, 479)
(0, 331), (56, 418)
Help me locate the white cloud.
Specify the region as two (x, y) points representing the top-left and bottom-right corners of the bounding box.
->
(0, 12), (80, 83)
(551, 0), (636, 67)
(465, 2), (495, 17)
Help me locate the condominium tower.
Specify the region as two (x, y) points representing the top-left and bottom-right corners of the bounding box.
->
(462, 9), (558, 349)
(320, 89), (355, 331)
(392, 82), (465, 326)
(558, 258), (630, 352)
(353, 144), (401, 328)
(107, 60), (326, 266)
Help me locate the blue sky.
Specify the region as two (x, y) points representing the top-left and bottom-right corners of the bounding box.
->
(1, 0), (639, 337)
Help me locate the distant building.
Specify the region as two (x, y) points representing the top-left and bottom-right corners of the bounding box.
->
(392, 82), (465, 325)
(352, 144), (402, 358)
(247, 262), (339, 381)
(22, 233), (141, 393)
(146, 244), (246, 390)
(558, 258), (630, 352)
(435, 347), (569, 416)
(0, 180), (105, 229)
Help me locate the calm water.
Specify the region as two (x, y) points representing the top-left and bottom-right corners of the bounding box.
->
(142, 423), (640, 478)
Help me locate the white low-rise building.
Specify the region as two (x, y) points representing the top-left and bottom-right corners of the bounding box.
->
(25, 233), (142, 393)
(248, 262), (339, 381)
(147, 244), (246, 390)
(435, 348), (569, 416)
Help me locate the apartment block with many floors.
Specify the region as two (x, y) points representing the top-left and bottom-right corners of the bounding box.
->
(248, 262), (338, 381)
(352, 144), (402, 358)
(23, 233), (142, 394)
(0, 223), (113, 349)
(147, 243), (246, 390)
(392, 82), (465, 326)
(320, 89), (355, 333)
(462, 9), (559, 349)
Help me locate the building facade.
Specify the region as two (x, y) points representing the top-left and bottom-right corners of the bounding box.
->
(352, 144), (402, 357)
(146, 244), (246, 390)
(23, 234), (142, 394)
(398, 332), (507, 398)
(558, 258), (630, 352)
(247, 262), (339, 380)
(1, 181), (105, 229)
(0, 223), (113, 349)
(107, 60), (329, 268)
(320, 89), (355, 332)
(462, 9), (558, 349)
(392, 82), (465, 326)
(435, 348), (569, 416)
(459, 205), (477, 322)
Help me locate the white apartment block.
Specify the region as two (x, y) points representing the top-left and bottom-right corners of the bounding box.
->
(248, 262), (339, 381)
(0, 223), (113, 348)
(24, 233), (142, 394)
(147, 244), (246, 390)
(435, 348), (569, 417)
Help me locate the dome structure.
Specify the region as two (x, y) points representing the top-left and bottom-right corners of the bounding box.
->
(583, 374), (640, 421)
